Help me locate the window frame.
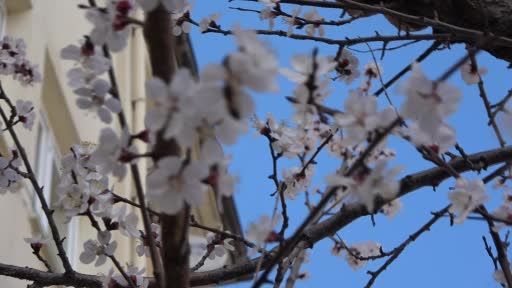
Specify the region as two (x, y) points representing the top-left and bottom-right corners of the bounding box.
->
(32, 111), (78, 267)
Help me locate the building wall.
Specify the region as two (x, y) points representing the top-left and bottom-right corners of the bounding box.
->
(0, 1), (231, 287)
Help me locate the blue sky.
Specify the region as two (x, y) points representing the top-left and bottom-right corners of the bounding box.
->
(190, 1), (512, 287)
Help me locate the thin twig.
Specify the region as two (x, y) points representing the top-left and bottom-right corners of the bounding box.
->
(364, 206), (450, 287)
(0, 83), (73, 274)
(469, 52), (506, 147)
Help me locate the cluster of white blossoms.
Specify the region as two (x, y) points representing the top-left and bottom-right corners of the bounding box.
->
(86, 0), (135, 52)
(334, 89), (395, 147)
(0, 36), (41, 86)
(0, 151), (23, 194)
(80, 231), (118, 267)
(145, 28), (276, 214)
(448, 177), (488, 224)
(246, 215), (281, 252)
(257, 3), (327, 38)
(278, 50), (402, 212)
(326, 160), (402, 213)
(61, 36), (120, 124)
(56, 143), (163, 268)
(399, 63), (461, 154)
(56, 144), (113, 221)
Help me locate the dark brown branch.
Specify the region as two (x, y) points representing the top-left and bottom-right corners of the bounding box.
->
(203, 26), (465, 47)
(189, 145), (512, 286)
(469, 53), (507, 147)
(32, 252), (53, 274)
(482, 236), (499, 270)
(276, 0), (512, 48)
(2, 146), (512, 287)
(0, 263), (101, 288)
(478, 206), (512, 287)
(373, 41), (440, 96)
(252, 117), (401, 287)
(364, 206), (450, 287)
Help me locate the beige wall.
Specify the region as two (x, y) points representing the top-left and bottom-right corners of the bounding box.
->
(0, 1), (228, 287)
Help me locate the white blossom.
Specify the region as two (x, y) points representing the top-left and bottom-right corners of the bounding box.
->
(229, 28), (279, 92)
(283, 7), (301, 36)
(15, 100), (35, 130)
(345, 241), (381, 270)
(282, 166), (314, 199)
(355, 160), (401, 213)
(24, 234), (49, 253)
(260, 7), (277, 30)
(259, 0), (279, 6)
(0, 37), (41, 85)
(114, 205), (140, 238)
(74, 79), (121, 124)
(171, 1), (192, 36)
(400, 63), (461, 135)
(199, 232), (236, 260)
(120, 266), (149, 288)
(136, 223), (161, 257)
(147, 156), (209, 215)
(199, 13), (220, 32)
(0, 152), (23, 194)
(103, 265), (149, 288)
(246, 215), (280, 251)
(334, 90), (395, 146)
(79, 231), (117, 266)
(281, 53), (336, 84)
(60, 39), (111, 75)
(56, 176), (90, 219)
(448, 177), (488, 224)
(460, 61), (487, 85)
(303, 9), (324, 37)
(86, 0), (134, 52)
(401, 122), (456, 154)
(333, 49), (360, 84)
(145, 69), (198, 145)
(380, 199), (402, 218)
(91, 128), (138, 179)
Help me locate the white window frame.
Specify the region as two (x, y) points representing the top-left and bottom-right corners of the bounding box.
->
(33, 113), (56, 233)
(33, 112), (78, 267)
(0, 0), (6, 38)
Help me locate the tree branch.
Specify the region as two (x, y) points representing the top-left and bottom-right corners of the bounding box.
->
(0, 83), (73, 274)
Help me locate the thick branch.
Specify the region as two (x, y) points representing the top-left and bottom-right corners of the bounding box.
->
(189, 145), (512, 286)
(0, 263), (100, 288)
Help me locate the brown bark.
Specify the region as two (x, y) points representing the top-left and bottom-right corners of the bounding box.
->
(349, 0), (512, 63)
(143, 4), (189, 288)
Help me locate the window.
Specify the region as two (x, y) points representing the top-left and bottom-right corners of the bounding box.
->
(0, 0), (5, 37)
(33, 113), (78, 267)
(33, 115), (57, 233)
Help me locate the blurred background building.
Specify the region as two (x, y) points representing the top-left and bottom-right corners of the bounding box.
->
(0, 1), (244, 286)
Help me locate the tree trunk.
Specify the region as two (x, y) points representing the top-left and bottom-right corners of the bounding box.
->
(350, 0), (512, 64)
(143, 4), (190, 288)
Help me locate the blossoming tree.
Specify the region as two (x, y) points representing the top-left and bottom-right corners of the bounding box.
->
(3, 0), (512, 287)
